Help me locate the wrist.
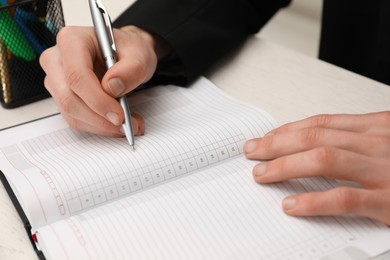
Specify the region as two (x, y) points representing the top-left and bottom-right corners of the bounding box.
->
(119, 25), (172, 60)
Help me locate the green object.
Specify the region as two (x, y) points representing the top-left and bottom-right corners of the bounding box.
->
(0, 7), (36, 61)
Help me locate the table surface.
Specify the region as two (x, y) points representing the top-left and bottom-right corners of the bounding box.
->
(1, 1), (390, 259)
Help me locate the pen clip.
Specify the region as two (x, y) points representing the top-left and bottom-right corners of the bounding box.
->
(94, 0), (116, 53)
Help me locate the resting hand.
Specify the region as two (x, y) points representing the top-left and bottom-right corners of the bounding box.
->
(244, 111), (390, 225)
(40, 25), (168, 137)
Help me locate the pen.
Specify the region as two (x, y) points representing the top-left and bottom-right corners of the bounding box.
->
(88, 0), (135, 149)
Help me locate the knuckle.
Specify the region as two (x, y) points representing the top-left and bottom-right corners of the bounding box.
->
(300, 127), (323, 147)
(56, 27), (73, 46)
(39, 46), (57, 71)
(66, 70), (83, 92)
(43, 77), (51, 92)
(261, 136), (275, 154)
(310, 114), (332, 128)
(39, 49), (50, 68)
(333, 187), (359, 213)
(129, 59), (149, 83)
(58, 94), (74, 115)
(312, 146), (339, 170)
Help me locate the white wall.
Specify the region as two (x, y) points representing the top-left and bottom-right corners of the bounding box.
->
(257, 0), (323, 58)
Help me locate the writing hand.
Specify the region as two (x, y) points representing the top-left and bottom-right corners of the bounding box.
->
(39, 25), (165, 137)
(244, 111), (390, 225)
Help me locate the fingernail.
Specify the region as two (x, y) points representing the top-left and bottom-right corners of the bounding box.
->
(265, 132), (274, 137)
(106, 112), (120, 126)
(244, 139), (257, 154)
(107, 78), (125, 97)
(283, 197), (297, 210)
(253, 163), (267, 177)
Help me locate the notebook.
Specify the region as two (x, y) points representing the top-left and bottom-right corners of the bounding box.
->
(1, 77), (390, 260)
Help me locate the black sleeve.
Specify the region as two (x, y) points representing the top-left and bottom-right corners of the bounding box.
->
(113, 0), (291, 86)
(319, 1), (390, 85)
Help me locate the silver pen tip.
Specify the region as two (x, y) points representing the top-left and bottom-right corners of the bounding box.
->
(121, 124), (135, 149)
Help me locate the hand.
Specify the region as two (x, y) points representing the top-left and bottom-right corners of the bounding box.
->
(244, 111), (390, 225)
(40, 25), (169, 137)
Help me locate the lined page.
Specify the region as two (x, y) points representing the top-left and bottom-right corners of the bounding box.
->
(0, 77), (276, 227)
(36, 157), (390, 260)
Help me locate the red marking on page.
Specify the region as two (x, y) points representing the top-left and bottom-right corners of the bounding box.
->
(32, 233), (38, 243)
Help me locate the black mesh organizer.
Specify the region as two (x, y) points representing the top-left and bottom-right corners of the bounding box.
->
(0, 0), (64, 108)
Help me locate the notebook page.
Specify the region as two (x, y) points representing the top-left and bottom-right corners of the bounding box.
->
(0, 77), (276, 228)
(36, 156), (390, 260)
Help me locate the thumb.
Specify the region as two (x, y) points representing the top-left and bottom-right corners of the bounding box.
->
(100, 27), (159, 97)
(101, 58), (153, 97)
(106, 76), (128, 98)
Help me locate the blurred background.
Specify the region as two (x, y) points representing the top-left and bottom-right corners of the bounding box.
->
(62, 0), (323, 58)
(258, 0), (323, 58)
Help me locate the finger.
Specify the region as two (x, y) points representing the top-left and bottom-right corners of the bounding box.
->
(46, 77), (123, 136)
(42, 46), (127, 136)
(102, 59), (150, 97)
(41, 45), (123, 135)
(62, 114), (123, 137)
(42, 50), (144, 138)
(101, 28), (158, 97)
(252, 147), (390, 188)
(59, 94), (124, 136)
(282, 188), (390, 225)
(63, 114), (145, 138)
(244, 127), (390, 160)
(40, 47), (67, 94)
(131, 112), (145, 135)
(51, 84), (144, 137)
(269, 112), (390, 136)
(57, 27), (124, 126)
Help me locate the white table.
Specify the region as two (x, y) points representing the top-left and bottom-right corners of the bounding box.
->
(1, 1), (390, 259)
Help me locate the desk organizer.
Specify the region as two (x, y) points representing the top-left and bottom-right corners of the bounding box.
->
(0, 0), (64, 108)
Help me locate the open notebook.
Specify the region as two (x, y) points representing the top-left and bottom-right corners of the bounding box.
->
(1, 77), (390, 260)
